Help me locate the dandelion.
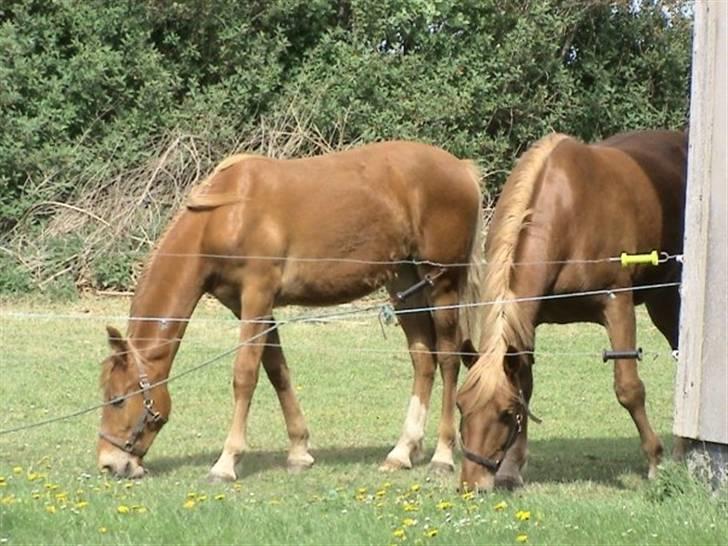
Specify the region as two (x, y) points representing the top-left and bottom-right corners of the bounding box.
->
(54, 492), (68, 502)
(436, 500), (453, 510)
(516, 533), (528, 543)
(32, 492), (42, 500)
(183, 499), (196, 509)
(410, 484), (421, 493)
(131, 505), (147, 513)
(117, 505), (130, 514)
(461, 491), (475, 501)
(75, 501), (89, 509)
(402, 518), (417, 527)
(1, 496), (15, 506)
(232, 483), (242, 491)
(494, 500), (508, 511)
(26, 471), (42, 481)
(393, 528), (406, 539)
(98, 527), (108, 534)
(425, 528), (439, 538)
(403, 501), (419, 512)
(376, 489), (387, 497)
(382, 481), (392, 489)
(124, 482), (134, 489)
(12, 466), (22, 475)
(45, 505), (57, 514)
(515, 510), (531, 521)
(357, 487), (368, 495)
(0, 477), (6, 487)
(214, 494), (225, 501)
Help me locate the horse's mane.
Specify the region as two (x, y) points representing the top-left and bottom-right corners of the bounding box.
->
(459, 133), (569, 415)
(129, 154), (255, 316)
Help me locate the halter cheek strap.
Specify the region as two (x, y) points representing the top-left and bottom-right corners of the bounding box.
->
(459, 389), (541, 472)
(98, 374), (166, 457)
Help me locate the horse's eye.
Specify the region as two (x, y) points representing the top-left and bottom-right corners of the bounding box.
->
(110, 396), (126, 408)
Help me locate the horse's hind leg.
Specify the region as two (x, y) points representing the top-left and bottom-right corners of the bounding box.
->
(427, 269), (465, 474)
(261, 324), (314, 472)
(644, 286), (686, 460)
(604, 291), (663, 479)
(381, 266), (438, 471)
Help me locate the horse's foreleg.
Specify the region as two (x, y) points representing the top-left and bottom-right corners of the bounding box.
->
(261, 324), (314, 473)
(604, 291), (663, 479)
(209, 286), (273, 482)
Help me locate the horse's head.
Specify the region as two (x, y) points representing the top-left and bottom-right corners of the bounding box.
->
(456, 349), (529, 492)
(96, 326), (170, 478)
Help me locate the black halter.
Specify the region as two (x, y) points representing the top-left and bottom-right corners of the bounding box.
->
(98, 373), (166, 458)
(459, 389), (541, 473)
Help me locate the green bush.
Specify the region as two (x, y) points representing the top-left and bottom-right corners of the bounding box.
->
(0, 0), (693, 293)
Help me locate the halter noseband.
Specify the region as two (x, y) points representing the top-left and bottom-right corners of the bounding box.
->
(98, 373), (166, 458)
(459, 389), (541, 473)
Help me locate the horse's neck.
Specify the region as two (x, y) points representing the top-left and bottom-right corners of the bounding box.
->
(127, 212), (207, 379)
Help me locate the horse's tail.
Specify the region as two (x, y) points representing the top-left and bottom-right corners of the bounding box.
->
(457, 160), (487, 363)
(459, 133), (569, 414)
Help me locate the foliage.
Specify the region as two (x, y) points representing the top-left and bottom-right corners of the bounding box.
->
(0, 0), (693, 293)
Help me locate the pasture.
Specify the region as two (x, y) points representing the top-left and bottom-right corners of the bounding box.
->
(0, 295), (725, 545)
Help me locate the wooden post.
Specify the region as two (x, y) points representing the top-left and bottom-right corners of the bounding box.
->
(673, 0), (728, 487)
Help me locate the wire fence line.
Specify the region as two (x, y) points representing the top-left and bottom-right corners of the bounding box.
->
(0, 281), (681, 436)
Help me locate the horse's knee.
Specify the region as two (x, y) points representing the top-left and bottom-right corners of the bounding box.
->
(614, 379), (645, 409)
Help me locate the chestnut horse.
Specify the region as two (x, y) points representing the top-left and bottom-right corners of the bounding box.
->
(457, 130), (687, 491)
(97, 141), (485, 480)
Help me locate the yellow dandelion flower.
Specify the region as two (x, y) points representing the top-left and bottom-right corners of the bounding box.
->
(55, 492), (68, 501)
(46, 505), (57, 514)
(26, 471), (41, 481)
(232, 483), (242, 491)
(186, 491), (197, 499)
(516, 533), (528, 543)
(436, 500), (453, 510)
(99, 527), (108, 534)
(197, 494), (208, 502)
(44, 483), (59, 491)
(214, 494), (225, 501)
(410, 484), (421, 493)
(76, 501), (89, 509)
(393, 528), (406, 539)
(117, 504), (130, 514)
(32, 492), (42, 500)
(402, 517), (417, 527)
(132, 505), (147, 513)
(355, 494), (367, 502)
(494, 500), (508, 511)
(403, 501), (419, 512)
(183, 499), (196, 509)
(461, 490), (475, 501)
(1, 495), (16, 506)
(515, 510), (531, 521)
(382, 481), (392, 489)
(357, 487), (367, 495)
(376, 489), (387, 497)
(124, 482), (134, 489)
(0, 478), (6, 487)
(12, 466), (22, 474)
(425, 528), (439, 538)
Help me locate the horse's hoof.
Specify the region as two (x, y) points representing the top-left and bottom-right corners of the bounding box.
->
(379, 457), (412, 472)
(428, 461), (455, 475)
(287, 457), (314, 475)
(494, 474), (524, 490)
(207, 471), (236, 483)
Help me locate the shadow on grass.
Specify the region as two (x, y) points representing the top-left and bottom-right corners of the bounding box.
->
(148, 434), (674, 486)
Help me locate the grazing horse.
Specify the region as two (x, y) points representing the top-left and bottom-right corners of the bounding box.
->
(456, 130), (687, 491)
(97, 141), (486, 480)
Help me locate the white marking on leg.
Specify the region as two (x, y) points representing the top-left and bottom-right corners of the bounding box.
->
(386, 396), (428, 466)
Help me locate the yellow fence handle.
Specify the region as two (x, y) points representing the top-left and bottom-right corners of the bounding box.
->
(620, 250), (660, 267)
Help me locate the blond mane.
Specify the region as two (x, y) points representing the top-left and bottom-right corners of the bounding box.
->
(459, 133), (570, 414)
(186, 153), (257, 210)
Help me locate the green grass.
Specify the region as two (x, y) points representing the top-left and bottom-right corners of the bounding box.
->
(0, 296), (725, 545)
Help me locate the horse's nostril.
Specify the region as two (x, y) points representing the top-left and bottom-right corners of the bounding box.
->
(101, 464), (113, 474)
(123, 461), (132, 476)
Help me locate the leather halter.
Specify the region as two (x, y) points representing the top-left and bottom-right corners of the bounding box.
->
(98, 373), (166, 458)
(459, 389), (541, 473)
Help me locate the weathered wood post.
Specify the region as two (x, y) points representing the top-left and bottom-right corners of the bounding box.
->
(673, 0), (727, 487)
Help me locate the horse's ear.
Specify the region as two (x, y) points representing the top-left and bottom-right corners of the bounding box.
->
(503, 346), (522, 381)
(106, 326), (128, 363)
(460, 339), (480, 369)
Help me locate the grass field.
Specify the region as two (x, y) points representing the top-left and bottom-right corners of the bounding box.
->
(0, 296), (725, 545)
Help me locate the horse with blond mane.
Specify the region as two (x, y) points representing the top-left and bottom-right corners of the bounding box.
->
(457, 130), (686, 492)
(96, 141), (485, 481)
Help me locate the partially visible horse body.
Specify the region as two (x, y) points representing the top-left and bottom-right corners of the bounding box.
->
(97, 141), (485, 480)
(457, 130), (687, 491)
